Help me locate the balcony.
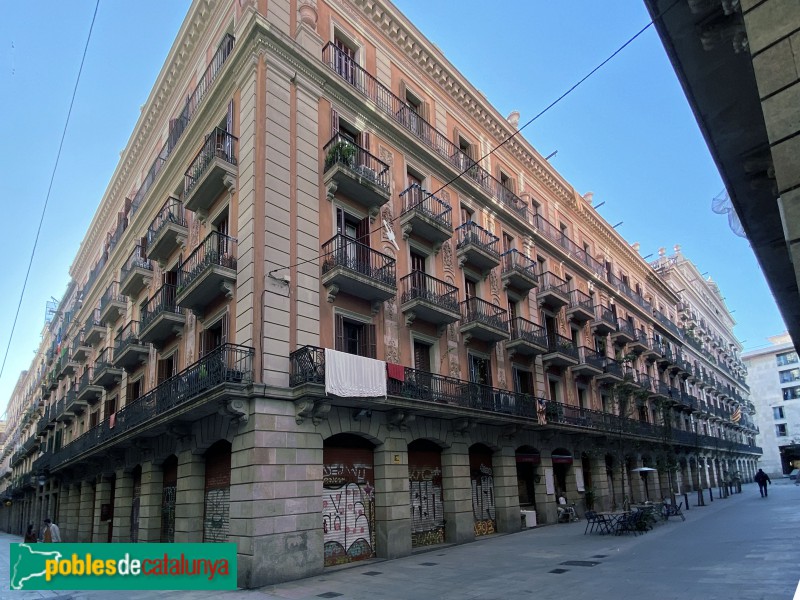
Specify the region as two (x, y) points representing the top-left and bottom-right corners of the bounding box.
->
(84, 310), (105, 346)
(543, 334), (579, 367)
(573, 346), (605, 377)
(113, 321), (149, 372)
(323, 133), (390, 213)
(398, 184), (452, 247)
(651, 379), (670, 400)
(92, 347), (123, 389)
(591, 304), (617, 334)
(566, 289), (594, 323)
(399, 271), (460, 329)
(50, 343), (253, 470)
(320, 43), (529, 223)
(459, 297), (509, 343)
(120, 246), (153, 298)
(500, 249), (538, 292)
(146, 196), (188, 266)
(596, 358), (624, 384)
(628, 328), (650, 354)
(455, 222), (500, 275)
(536, 272), (569, 310)
(611, 319), (635, 345)
(177, 231), (237, 313)
(99, 281), (126, 325)
(70, 334), (91, 363)
(184, 128), (238, 217)
(505, 317), (548, 357)
(59, 350), (78, 379)
(320, 234), (396, 304)
(75, 368), (103, 405)
(140, 284), (186, 347)
(63, 385), (87, 416)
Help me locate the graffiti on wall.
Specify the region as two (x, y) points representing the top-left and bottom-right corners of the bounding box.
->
(471, 462), (496, 537)
(409, 466), (445, 547)
(323, 462), (375, 566)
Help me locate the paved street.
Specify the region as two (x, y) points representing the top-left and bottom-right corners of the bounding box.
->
(1, 481), (797, 600)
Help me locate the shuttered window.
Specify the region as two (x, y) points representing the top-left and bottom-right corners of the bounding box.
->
(335, 314), (376, 358)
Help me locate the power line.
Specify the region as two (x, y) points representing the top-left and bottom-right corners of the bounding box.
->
(0, 0), (100, 384)
(269, 0), (679, 278)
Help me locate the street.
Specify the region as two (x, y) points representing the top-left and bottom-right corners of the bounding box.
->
(0, 481), (797, 600)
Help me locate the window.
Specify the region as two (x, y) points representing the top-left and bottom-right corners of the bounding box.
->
(502, 233), (514, 253)
(777, 351), (798, 367)
(126, 378), (142, 404)
(464, 276), (477, 300)
(460, 205), (474, 226)
(200, 315), (228, 357)
(773, 406), (785, 419)
(335, 314), (376, 358)
(104, 396), (118, 420)
(776, 423), (788, 437)
(499, 171), (515, 195)
(333, 34), (357, 84)
(779, 368), (800, 383)
(402, 86), (426, 137)
(89, 411), (99, 429)
(783, 386), (800, 400)
(513, 368), (533, 395)
(468, 353), (492, 386)
(410, 250), (426, 275)
(413, 340), (432, 372)
(158, 352), (178, 384)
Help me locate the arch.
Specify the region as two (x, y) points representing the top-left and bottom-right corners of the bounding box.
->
(551, 448), (573, 497)
(516, 446), (541, 510)
(160, 454), (178, 543)
(469, 443), (496, 536)
(203, 440), (232, 543)
(408, 439), (444, 547)
(323, 433), (376, 566)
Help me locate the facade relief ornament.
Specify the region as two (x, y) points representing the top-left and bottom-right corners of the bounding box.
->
(385, 338), (400, 364)
(442, 240), (453, 272)
(449, 358), (461, 379)
(298, 0), (318, 28)
(489, 268), (499, 297)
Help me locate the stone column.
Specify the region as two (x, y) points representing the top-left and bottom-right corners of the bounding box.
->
(77, 480), (94, 542)
(59, 484), (72, 542)
(174, 450), (204, 543)
(441, 441), (473, 543)
(537, 456), (555, 523)
(138, 461), (163, 542)
(93, 478), (112, 542)
(492, 446), (521, 533)
(111, 469), (134, 542)
(373, 436), (411, 557)
(590, 456), (610, 512)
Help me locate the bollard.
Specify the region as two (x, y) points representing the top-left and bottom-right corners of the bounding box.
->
(683, 492), (689, 510)
(709, 487), (713, 502)
(697, 488), (705, 507)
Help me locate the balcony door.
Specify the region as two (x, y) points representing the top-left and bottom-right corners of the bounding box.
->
(336, 207), (369, 274)
(469, 353), (492, 387)
(334, 36), (357, 85)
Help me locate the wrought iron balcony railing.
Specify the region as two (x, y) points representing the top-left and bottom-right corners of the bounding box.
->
(51, 343), (253, 469)
(577, 346), (606, 370)
(568, 288), (594, 312)
(455, 221), (500, 255)
(321, 234), (396, 287)
(508, 317), (548, 347)
(399, 183), (452, 229)
(184, 127), (238, 197)
(178, 231), (238, 292)
(400, 271), (459, 314)
(459, 297), (508, 332)
(120, 245), (152, 283)
(141, 284), (183, 332)
(321, 42), (528, 220)
(147, 196), (187, 245)
(501, 249), (538, 281)
(546, 333), (579, 360)
(323, 133), (390, 191)
(114, 321), (144, 356)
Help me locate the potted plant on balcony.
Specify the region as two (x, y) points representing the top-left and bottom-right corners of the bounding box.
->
(326, 140), (357, 169)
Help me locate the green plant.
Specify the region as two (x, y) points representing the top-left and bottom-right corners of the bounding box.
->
(327, 140), (356, 168)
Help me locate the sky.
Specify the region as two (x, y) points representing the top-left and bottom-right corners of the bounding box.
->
(0, 1), (786, 416)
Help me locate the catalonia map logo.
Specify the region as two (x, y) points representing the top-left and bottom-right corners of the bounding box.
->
(10, 543), (237, 590)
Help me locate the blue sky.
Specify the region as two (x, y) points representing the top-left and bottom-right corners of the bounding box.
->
(0, 1), (784, 415)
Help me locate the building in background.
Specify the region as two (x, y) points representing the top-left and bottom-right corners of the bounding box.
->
(0, 0), (761, 587)
(743, 333), (800, 477)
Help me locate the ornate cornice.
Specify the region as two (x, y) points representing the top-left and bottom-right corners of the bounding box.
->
(70, 0), (219, 280)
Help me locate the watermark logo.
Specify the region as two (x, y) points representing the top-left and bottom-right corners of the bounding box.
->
(10, 543), (237, 590)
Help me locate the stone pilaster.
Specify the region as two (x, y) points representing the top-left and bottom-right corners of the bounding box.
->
(441, 441), (473, 543)
(93, 478), (112, 542)
(138, 461), (164, 542)
(111, 469), (134, 542)
(373, 436), (411, 558)
(174, 450), (205, 543)
(77, 481), (94, 543)
(492, 446), (521, 533)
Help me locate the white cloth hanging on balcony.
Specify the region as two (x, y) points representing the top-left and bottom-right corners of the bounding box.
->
(324, 348), (387, 398)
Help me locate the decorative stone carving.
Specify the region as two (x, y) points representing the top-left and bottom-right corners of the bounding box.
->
(295, 399), (330, 425)
(386, 409), (414, 431)
(378, 145), (393, 166)
(442, 239), (453, 272)
(385, 296), (396, 320)
(220, 398), (249, 424)
(449, 358), (460, 379)
(298, 0), (318, 27)
(326, 180), (338, 202)
(489, 268), (499, 296)
(385, 338), (400, 364)
(326, 284), (339, 303)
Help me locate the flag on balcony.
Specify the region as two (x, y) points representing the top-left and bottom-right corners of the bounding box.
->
(731, 407), (741, 423)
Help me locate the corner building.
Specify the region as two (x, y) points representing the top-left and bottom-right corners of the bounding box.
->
(0, 0), (760, 587)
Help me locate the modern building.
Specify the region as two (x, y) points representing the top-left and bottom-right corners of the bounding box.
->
(743, 333), (800, 476)
(0, 0), (760, 588)
(645, 0), (800, 349)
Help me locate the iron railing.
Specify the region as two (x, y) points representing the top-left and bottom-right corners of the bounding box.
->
(120, 245), (152, 284)
(323, 133), (390, 191)
(538, 271), (569, 295)
(546, 334), (579, 359)
(577, 346), (606, 370)
(147, 197), (187, 246)
(459, 297), (508, 332)
(400, 271), (459, 313)
(616, 318), (635, 337)
(501, 249), (538, 281)
(114, 321), (144, 357)
(184, 128), (238, 197)
(594, 304), (617, 329)
(320, 234), (396, 287)
(455, 221), (500, 255)
(399, 183), (452, 228)
(100, 281), (125, 314)
(141, 284), (183, 332)
(321, 42), (528, 220)
(508, 317), (548, 347)
(178, 231), (238, 292)
(568, 288), (593, 312)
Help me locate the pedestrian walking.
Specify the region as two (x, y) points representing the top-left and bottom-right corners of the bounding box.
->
(23, 524), (37, 543)
(754, 468), (771, 497)
(41, 518), (61, 542)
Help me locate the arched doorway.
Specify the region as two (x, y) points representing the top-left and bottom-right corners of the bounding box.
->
(203, 440), (231, 543)
(469, 443), (496, 536)
(516, 446), (540, 510)
(323, 433), (376, 566)
(130, 465), (142, 542)
(408, 439), (444, 547)
(160, 455), (177, 543)
(551, 448), (573, 496)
